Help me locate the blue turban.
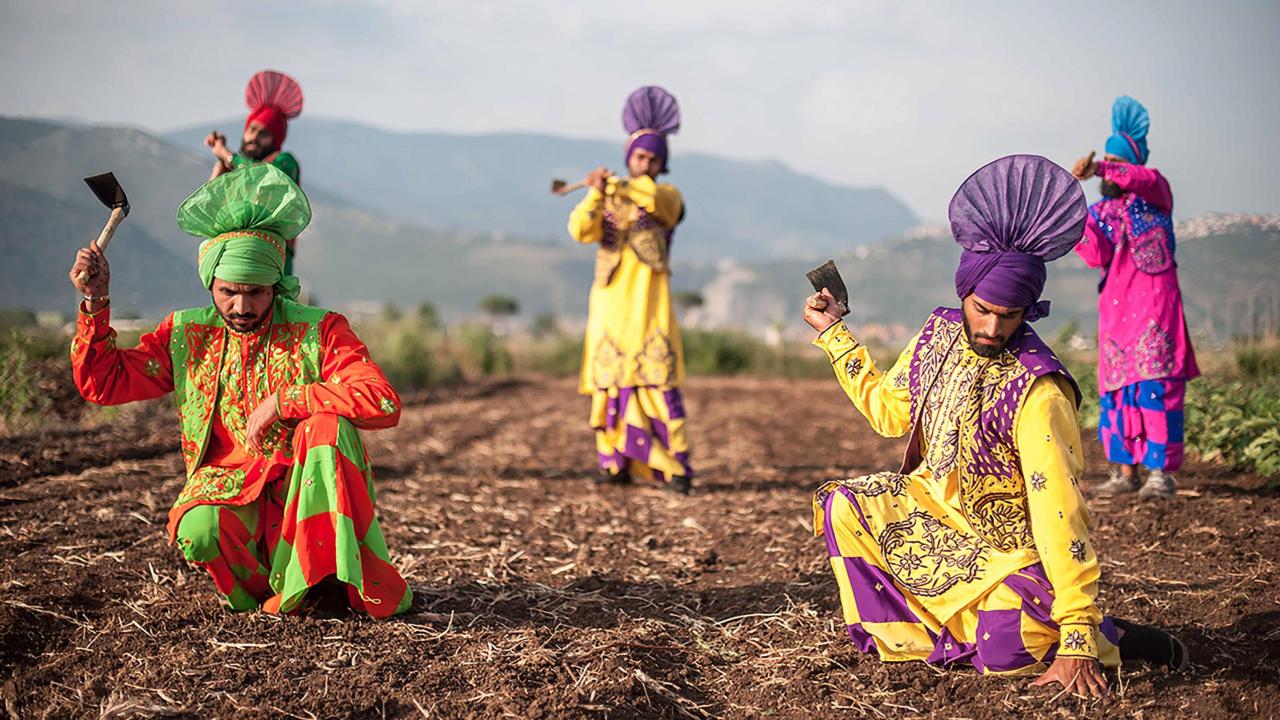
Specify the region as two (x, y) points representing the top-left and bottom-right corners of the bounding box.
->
(1105, 96), (1150, 165)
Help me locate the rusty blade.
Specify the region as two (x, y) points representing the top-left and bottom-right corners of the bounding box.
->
(805, 260), (850, 316)
(83, 172), (130, 215)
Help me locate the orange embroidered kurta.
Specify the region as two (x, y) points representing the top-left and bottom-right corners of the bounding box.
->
(70, 301), (401, 538)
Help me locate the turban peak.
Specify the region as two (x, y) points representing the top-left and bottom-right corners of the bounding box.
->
(245, 70), (304, 146)
(177, 163), (310, 298)
(1106, 95), (1150, 165)
(623, 86), (681, 172)
(949, 155), (1087, 321)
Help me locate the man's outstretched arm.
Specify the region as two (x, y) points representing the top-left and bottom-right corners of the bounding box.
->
(804, 289), (913, 438)
(68, 244), (175, 405)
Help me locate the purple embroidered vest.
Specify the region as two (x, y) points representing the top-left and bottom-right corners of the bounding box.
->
(905, 308), (1080, 552)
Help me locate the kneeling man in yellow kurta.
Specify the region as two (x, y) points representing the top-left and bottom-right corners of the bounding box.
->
(805, 156), (1186, 698)
(568, 86), (692, 493)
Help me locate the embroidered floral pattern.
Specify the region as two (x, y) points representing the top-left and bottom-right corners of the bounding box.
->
(1063, 628), (1088, 652)
(635, 329), (676, 387)
(172, 465), (247, 508)
(379, 397), (397, 416)
(908, 311), (1074, 554)
(1029, 472), (1047, 491)
(1069, 539), (1087, 562)
(1102, 339), (1127, 390)
(838, 472), (909, 498)
(176, 323), (224, 474)
(170, 303), (326, 478)
(1130, 225), (1173, 274)
(844, 356), (864, 379)
(879, 510), (987, 598)
(1135, 320), (1174, 379)
(219, 326), (289, 457)
(144, 357), (162, 378)
(591, 336), (626, 388)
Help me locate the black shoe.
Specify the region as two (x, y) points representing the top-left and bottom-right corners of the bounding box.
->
(667, 475), (692, 495)
(592, 468), (632, 486)
(1113, 618), (1188, 670)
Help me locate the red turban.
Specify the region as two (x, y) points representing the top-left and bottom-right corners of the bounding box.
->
(243, 70), (304, 149)
(246, 106), (288, 146)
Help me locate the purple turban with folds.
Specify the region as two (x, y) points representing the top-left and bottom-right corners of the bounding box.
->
(950, 155), (1087, 322)
(622, 86), (681, 173)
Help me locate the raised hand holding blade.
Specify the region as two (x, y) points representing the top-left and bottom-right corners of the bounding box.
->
(806, 260), (850, 316)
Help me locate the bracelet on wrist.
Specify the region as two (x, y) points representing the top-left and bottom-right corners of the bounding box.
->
(83, 293), (110, 303)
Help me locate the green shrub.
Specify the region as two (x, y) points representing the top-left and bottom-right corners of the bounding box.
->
(0, 309), (37, 331)
(457, 325), (513, 376)
(1234, 343), (1280, 379)
(683, 329), (755, 375)
(523, 334), (582, 376)
(0, 330), (53, 431)
(479, 295), (519, 317)
(1185, 377), (1280, 482)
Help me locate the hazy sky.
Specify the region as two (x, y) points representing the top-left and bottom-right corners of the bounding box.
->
(3, 0), (1277, 221)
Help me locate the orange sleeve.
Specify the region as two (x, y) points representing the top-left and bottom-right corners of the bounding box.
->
(275, 313), (402, 430)
(70, 304), (175, 405)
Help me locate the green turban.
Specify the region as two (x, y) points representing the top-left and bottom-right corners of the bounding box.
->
(176, 163), (311, 299)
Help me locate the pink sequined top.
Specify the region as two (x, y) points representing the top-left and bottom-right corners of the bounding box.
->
(1075, 161), (1198, 392)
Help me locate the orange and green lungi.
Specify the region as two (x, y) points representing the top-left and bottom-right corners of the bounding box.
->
(174, 413), (411, 618)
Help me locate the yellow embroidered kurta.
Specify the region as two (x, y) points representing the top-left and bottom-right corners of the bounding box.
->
(812, 320), (1118, 671)
(568, 175), (691, 482)
(569, 175), (685, 394)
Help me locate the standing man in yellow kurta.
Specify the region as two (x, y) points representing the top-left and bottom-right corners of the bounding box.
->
(568, 86), (692, 494)
(804, 156), (1186, 698)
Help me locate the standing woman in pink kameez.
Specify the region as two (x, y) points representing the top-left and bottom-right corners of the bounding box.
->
(1073, 96), (1199, 499)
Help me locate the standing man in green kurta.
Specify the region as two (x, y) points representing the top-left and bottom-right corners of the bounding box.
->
(205, 70), (305, 274)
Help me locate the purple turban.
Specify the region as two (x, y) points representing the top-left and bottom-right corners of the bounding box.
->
(622, 86), (680, 172)
(950, 155), (1087, 321)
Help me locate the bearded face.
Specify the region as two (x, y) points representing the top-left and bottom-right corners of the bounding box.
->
(240, 121), (276, 161)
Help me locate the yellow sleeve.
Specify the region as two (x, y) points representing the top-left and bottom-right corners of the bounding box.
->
(1017, 375), (1102, 660)
(812, 321), (914, 438)
(567, 186), (606, 244)
(627, 176), (683, 228)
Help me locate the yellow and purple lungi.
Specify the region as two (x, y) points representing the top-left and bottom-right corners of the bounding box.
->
(817, 480), (1120, 673)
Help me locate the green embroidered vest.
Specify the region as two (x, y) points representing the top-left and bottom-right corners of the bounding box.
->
(169, 298), (327, 480)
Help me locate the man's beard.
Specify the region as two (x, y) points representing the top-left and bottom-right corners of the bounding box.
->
(963, 318), (1007, 358)
(240, 138), (274, 161)
(219, 308), (269, 333)
(1099, 180), (1123, 198)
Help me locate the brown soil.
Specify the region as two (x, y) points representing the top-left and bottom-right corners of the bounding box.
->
(1, 376), (1277, 719)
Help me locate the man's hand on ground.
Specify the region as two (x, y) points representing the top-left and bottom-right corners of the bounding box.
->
(803, 288), (843, 333)
(1031, 656), (1109, 699)
(246, 395), (281, 456)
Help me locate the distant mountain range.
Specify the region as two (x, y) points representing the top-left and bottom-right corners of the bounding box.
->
(0, 116), (597, 318)
(163, 117), (919, 263)
(2, 115), (1276, 344)
(688, 218), (1280, 343)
